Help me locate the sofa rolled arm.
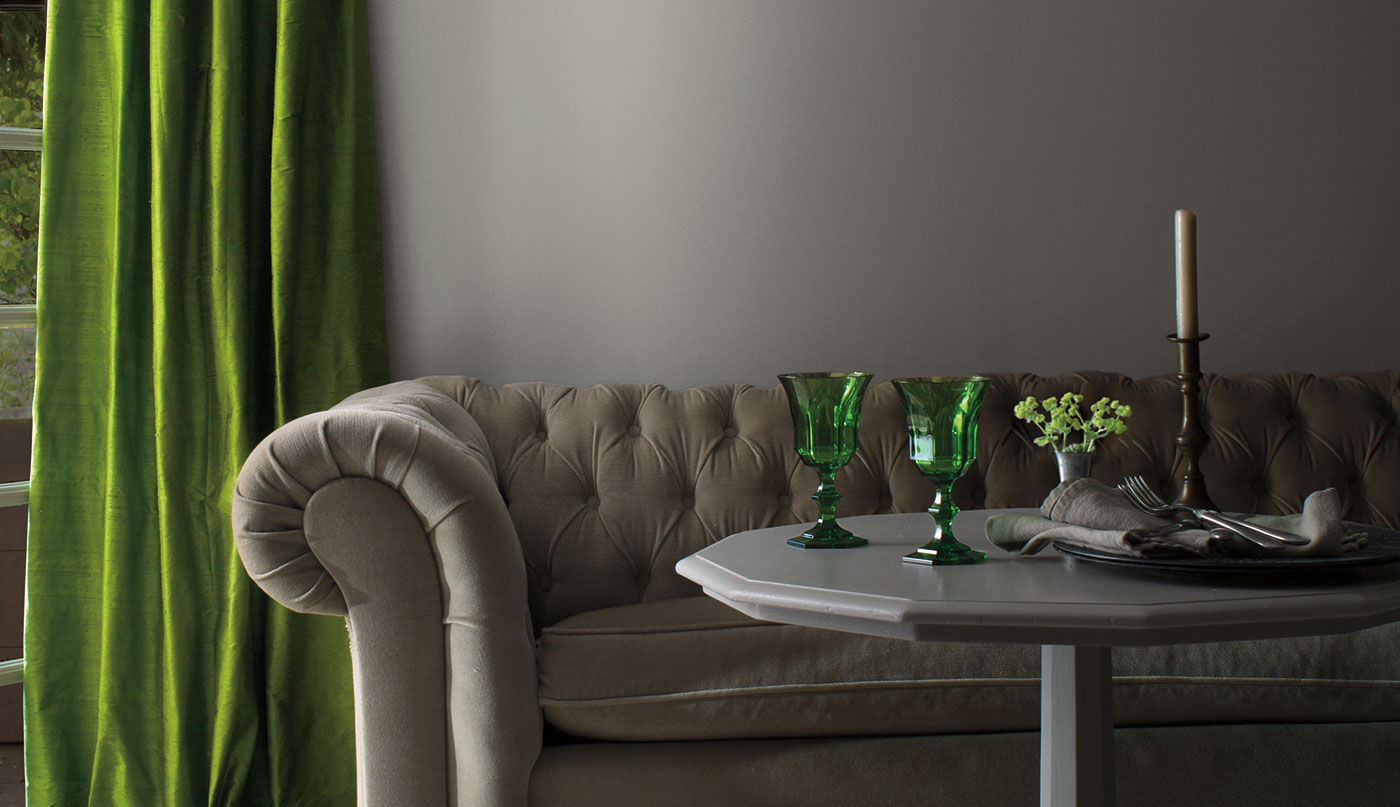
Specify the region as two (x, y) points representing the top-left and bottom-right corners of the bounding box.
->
(232, 380), (540, 807)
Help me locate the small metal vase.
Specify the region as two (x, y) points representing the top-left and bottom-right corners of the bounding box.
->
(1054, 450), (1093, 483)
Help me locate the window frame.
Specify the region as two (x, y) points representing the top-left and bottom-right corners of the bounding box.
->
(0, 1), (45, 691)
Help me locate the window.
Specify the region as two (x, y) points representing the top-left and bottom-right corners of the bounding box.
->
(0, 1), (45, 738)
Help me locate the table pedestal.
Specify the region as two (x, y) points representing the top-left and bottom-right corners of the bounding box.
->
(1041, 645), (1114, 807)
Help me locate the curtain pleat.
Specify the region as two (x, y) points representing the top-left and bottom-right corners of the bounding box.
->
(25, 1), (385, 804)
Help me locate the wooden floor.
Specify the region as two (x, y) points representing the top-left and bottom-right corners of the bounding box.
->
(0, 744), (20, 807)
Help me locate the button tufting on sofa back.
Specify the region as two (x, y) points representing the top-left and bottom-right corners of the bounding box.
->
(420, 372), (1400, 629)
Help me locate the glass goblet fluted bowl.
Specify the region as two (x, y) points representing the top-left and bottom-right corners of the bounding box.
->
(778, 372), (873, 549)
(892, 376), (990, 565)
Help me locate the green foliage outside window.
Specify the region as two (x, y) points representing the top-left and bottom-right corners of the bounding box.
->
(0, 10), (44, 413)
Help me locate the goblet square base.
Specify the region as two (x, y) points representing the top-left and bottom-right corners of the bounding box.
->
(788, 524), (868, 549)
(902, 544), (987, 565)
(788, 538), (869, 549)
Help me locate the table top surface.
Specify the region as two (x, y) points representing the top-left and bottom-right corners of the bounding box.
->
(675, 510), (1400, 646)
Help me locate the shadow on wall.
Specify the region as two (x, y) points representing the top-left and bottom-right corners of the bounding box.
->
(0, 416), (30, 744)
(0, 743), (21, 807)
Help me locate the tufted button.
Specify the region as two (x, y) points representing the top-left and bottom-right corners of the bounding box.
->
(723, 427), (737, 438)
(627, 424), (641, 437)
(538, 574), (553, 592)
(1286, 417), (1300, 430)
(777, 494), (792, 507)
(681, 496), (695, 509)
(1251, 479), (1267, 495)
(586, 495), (600, 509)
(635, 572), (651, 589)
(536, 429), (548, 442)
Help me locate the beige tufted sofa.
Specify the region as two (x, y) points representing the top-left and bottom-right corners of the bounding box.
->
(232, 372), (1400, 807)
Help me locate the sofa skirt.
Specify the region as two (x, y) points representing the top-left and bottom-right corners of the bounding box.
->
(530, 721), (1400, 807)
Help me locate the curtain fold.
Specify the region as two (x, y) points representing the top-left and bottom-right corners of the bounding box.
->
(25, 1), (386, 804)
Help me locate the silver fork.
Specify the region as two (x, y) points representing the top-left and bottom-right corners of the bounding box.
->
(1114, 487), (1253, 545)
(1116, 481), (1279, 550)
(1120, 475), (1310, 548)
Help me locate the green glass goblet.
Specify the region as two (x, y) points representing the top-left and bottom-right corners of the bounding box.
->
(778, 372), (873, 549)
(892, 376), (991, 565)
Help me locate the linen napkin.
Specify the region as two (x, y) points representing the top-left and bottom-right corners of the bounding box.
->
(985, 477), (1365, 558)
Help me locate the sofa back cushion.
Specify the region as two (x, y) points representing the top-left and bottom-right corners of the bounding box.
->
(422, 372), (1400, 628)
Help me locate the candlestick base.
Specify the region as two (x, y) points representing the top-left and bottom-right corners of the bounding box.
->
(1166, 333), (1217, 511)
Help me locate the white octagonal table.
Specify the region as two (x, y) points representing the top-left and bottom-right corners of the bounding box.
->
(675, 510), (1400, 807)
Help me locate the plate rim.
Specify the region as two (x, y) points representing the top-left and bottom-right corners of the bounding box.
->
(1051, 522), (1400, 573)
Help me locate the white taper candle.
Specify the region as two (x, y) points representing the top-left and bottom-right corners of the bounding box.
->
(1175, 210), (1198, 338)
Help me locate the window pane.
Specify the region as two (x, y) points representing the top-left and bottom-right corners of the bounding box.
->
(0, 150), (37, 304)
(0, 10), (45, 123)
(0, 325), (32, 416)
(0, 10), (42, 307)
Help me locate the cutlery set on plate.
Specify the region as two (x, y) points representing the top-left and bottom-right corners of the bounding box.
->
(1116, 475), (1310, 550)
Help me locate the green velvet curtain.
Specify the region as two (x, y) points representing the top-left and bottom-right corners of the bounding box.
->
(24, 1), (386, 804)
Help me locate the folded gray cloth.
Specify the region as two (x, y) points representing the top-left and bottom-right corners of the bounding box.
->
(986, 478), (1366, 558)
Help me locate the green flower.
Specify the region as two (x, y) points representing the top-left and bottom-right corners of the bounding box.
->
(1012, 391), (1134, 454)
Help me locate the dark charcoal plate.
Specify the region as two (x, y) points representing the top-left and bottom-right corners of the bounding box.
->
(1052, 522), (1400, 575)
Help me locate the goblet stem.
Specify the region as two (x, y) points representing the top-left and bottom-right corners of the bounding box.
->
(788, 468), (868, 549)
(928, 486), (957, 542)
(814, 469), (840, 528)
(903, 485), (986, 565)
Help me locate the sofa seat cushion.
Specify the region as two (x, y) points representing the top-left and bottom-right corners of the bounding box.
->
(536, 596), (1400, 742)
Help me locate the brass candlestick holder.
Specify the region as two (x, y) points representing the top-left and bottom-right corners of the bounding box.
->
(1167, 333), (1216, 509)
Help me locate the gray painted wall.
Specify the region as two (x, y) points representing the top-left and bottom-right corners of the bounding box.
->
(367, 1), (1400, 389)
